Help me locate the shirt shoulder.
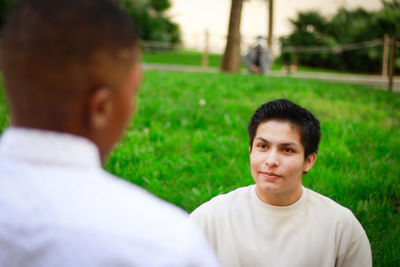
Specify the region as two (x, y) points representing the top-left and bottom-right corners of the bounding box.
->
(78, 173), (219, 267)
(84, 170), (216, 254)
(305, 189), (373, 267)
(0, 169), (218, 267)
(304, 187), (370, 252)
(190, 185), (252, 222)
(0, 221), (218, 267)
(305, 187), (358, 222)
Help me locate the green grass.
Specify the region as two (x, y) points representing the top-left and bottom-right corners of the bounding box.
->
(0, 70), (399, 266)
(142, 50), (223, 68)
(294, 65), (356, 74)
(0, 75), (9, 132)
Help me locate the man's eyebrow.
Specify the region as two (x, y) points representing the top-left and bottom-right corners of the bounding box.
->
(281, 142), (299, 147)
(255, 137), (299, 147)
(255, 137), (269, 143)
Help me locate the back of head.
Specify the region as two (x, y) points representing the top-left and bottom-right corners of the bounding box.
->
(0, 0), (139, 131)
(248, 99), (321, 157)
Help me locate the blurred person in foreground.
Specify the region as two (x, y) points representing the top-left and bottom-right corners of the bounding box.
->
(0, 0), (218, 266)
(242, 36), (271, 75)
(190, 99), (372, 267)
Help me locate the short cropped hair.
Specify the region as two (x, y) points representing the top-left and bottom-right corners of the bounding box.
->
(248, 99), (321, 157)
(1, 0), (139, 107)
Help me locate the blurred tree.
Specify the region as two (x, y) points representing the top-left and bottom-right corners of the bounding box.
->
(118, 0), (180, 45)
(280, 0), (400, 74)
(0, 0), (180, 45)
(221, 0), (244, 73)
(149, 0), (170, 13)
(0, 0), (17, 32)
(280, 12), (331, 68)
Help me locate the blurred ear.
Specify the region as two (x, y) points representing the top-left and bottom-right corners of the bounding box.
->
(88, 87), (113, 130)
(303, 152), (317, 173)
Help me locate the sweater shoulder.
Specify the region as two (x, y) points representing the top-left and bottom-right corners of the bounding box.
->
(190, 185), (253, 218)
(304, 187), (362, 228)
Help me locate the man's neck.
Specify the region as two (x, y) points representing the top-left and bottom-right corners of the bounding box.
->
(255, 184), (303, 206)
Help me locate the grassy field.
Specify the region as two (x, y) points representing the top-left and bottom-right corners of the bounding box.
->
(142, 50), (223, 68)
(0, 70), (399, 265)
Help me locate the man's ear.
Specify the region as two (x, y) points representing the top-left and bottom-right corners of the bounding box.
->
(88, 87), (113, 130)
(303, 152), (317, 174)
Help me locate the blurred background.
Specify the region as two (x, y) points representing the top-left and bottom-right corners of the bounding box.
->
(1, 0), (399, 78)
(169, 0), (383, 53)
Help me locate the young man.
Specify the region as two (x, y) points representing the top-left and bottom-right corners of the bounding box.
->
(0, 0), (217, 266)
(190, 99), (372, 267)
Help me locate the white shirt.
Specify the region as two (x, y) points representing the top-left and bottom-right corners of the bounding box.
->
(0, 127), (218, 267)
(190, 185), (372, 267)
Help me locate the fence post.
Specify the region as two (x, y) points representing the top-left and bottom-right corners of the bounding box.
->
(202, 29), (209, 68)
(388, 35), (396, 92)
(382, 34), (390, 76)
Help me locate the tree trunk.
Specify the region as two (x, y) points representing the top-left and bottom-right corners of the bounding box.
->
(220, 0), (243, 73)
(267, 0), (273, 49)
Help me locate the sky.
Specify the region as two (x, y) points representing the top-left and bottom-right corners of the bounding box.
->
(167, 0), (383, 53)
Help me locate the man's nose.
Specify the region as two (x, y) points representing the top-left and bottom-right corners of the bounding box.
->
(265, 149), (280, 167)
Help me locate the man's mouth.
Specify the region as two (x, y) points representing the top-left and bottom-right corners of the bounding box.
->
(260, 172), (282, 179)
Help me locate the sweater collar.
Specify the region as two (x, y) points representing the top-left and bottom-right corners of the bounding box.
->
(250, 184), (307, 216)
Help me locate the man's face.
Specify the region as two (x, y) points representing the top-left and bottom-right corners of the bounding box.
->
(249, 120), (316, 206)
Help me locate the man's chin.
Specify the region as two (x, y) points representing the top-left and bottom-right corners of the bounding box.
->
(256, 182), (282, 195)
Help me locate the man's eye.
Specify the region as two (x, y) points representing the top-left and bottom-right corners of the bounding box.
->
(283, 148), (294, 153)
(258, 144), (267, 149)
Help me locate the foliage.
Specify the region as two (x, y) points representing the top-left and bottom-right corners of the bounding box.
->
(118, 0), (180, 44)
(0, 0), (180, 44)
(280, 1), (400, 74)
(0, 0), (17, 32)
(149, 0), (170, 12)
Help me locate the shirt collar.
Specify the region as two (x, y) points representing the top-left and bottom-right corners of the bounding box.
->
(250, 184), (307, 216)
(0, 127), (101, 168)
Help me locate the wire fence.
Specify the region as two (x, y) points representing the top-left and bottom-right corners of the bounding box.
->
(140, 35), (400, 55)
(280, 39), (384, 53)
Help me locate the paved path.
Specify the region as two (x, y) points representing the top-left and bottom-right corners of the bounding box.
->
(142, 63), (400, 92)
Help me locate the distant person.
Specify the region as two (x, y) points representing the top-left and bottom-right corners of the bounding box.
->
(190, 99), (372, 267)
(242, 36), (271, 75)
(0, 0), (218, 266)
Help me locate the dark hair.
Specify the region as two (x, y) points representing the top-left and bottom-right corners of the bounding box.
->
(0, 0), (139, 104)
(248, 99), (321, 157)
